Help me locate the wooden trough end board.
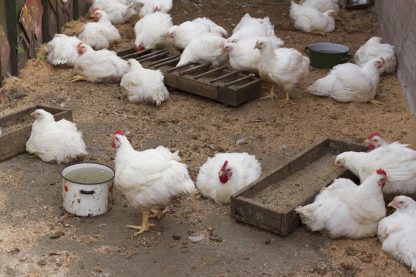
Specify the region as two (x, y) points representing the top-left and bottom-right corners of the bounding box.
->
(117, 48), (262, 107)
(231, 138), (368, 235)
(0, 105), (72, 161)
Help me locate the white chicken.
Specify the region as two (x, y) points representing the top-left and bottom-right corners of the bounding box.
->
(137, 0), (172, 17)
(299, 0), (339, 12)
(177, 33), (227, 67)
(112, 130), (196, 235)
(168, 17), (228, 50)
(72, 42), (129, 83)
(120, 59), (169, 105)
(196, 153), (261, 204)
(224, 36), (284, 73)
(228, 13), (276, 43)
(90, 0), (137, 24)
(335, 144), (416, 194)
(378, 196), (416, 272)
(78, 9), (121, 50)
(296, 169), (387, 238)
(290, 1), (336, 36)
(307, 58), (385, 104)
(354, 37), (397, 74)
(255, 38), (310, 105)
(133, 11), (172, 51)
(46, 34), (82, 67)
(26, 109), (87, 164)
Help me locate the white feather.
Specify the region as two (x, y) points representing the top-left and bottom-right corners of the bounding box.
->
(196, 153), (261, 204)
(335, 143), (416, 194)
(300, 0), (339, 12)
(46, 34), (81, 66)
(78, 10), (120, 50)
(289, 1), (336, 34)
(307, 58), (382, 103)
(26, 109), (87, 164)
(168, 17), (227, 50)
(120, 59), (169, 105)
(73, 43), (129, 83)
(354, 37), (397, 74)
(114, 134), (196, 210)
(226, 36), (284, 73)
(134, 12), (172, 50)
(296, 172), (386, 238)
(378, 196), (416, 272)
(228, 13), (276, 43)
(91, 0), (137, 24)
(177, 33), (227, 67)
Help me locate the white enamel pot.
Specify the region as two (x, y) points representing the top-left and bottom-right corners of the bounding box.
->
(62, 163), (114, 217)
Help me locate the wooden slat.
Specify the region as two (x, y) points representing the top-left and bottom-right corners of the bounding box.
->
(193, 66), (226, 79)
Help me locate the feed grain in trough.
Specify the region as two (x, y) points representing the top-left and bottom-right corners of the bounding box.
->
(0, 105), (72, 161)
(117, 48), (262, 107)
(230, 138), (367, 236)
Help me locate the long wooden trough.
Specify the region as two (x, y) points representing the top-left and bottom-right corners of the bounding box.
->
(231, 138), (368, 236)
(117, 49), (262, 107)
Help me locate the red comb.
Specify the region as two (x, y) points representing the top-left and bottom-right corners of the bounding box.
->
(113, 130), (125, 136)
(368, 131), (381, 140)
(221, 160), (228, 171)
(91, 8), (99, 13)
(376, 169), (387, 177)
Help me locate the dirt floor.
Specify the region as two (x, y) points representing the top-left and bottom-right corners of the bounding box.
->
(1, 0), (416, 276)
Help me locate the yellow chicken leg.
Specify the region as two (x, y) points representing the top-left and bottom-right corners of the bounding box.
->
(127, 210), (155, 236)
(70, 75), (87, 83)
(369, 99), (383, 106)
(149, 208), (169, 220)
(280, 91), (296, 107)
(311, 30), (328, 37)
(261, 85), (277, 101)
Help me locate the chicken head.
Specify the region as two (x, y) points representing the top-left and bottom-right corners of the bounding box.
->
(218, 160), (232, 184)
(111, 130), (126, 149)
(365, 131), (382, 150)
(388, 195), (413, 210)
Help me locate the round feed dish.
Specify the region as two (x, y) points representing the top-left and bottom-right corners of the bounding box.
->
(305, 43), (351, 69)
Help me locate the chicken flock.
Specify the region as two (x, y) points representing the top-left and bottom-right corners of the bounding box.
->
(24, 0), (415, 272)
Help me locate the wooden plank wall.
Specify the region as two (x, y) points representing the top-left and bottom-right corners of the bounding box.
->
(376, 0), (416, 114)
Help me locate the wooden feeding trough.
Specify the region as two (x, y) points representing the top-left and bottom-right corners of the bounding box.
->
(117, 48), (262, 107)
(231, 138), (367, 236)
(0, 105), (72, 161)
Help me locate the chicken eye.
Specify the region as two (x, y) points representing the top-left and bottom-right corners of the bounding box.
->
(399, 201), (404, 204)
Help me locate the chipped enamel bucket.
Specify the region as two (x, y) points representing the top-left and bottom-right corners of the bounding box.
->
(62, 163), (114, 217)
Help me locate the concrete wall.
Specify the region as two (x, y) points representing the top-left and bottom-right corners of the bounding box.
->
(376, 0), (416, 114)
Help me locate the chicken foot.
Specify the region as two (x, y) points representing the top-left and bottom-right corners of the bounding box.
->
(127, 210), (155, 236)
(261, 84), (277, 100)
(279, 91), (296, 107)
(70, 75), (87, 83)
(149, 208), (169, 220)
(311, 30), (328, 37)
(369, 99), (383, 106)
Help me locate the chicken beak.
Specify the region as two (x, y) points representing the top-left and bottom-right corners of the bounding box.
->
(30, 111), (37, 118)
(387, 200), (395, 208)
(364, 139), (370, 144)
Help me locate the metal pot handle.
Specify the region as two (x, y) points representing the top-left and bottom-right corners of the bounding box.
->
(341, 54), (353, 62)
(80, 189), (95, 195)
